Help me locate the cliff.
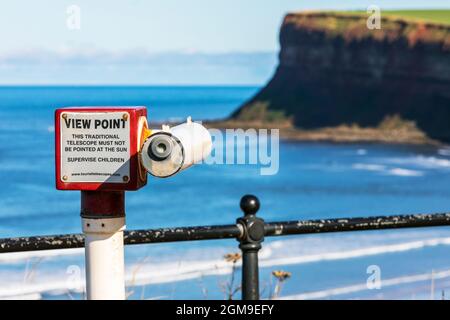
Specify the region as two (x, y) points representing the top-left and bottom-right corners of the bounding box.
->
(232, 12), (450, 142)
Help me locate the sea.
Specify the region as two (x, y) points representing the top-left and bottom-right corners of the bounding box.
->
(1, 86), (450, 300)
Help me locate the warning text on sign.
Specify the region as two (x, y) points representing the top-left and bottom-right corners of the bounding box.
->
(60, 112), (131, 183)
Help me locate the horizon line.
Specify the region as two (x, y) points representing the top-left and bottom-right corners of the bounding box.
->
(0, 84), (263, 88)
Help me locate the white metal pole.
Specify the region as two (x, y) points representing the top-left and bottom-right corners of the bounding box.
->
(82, 217), (126, 300)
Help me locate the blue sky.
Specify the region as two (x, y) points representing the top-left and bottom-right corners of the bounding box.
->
(0, 1), (448, 84)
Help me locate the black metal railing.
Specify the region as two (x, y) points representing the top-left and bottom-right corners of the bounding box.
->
(1, 194), (450, 300)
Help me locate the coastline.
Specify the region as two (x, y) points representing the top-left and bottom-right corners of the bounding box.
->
(148, 118), (442, 146)
(203, 120), (442, 146)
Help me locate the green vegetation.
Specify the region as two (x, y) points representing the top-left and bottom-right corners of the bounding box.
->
(377, 114), (420, 132)
(284, 11), (449, 45)
(234, 102), (290, 123)
(378, 10), (450, 25)
(342, 9), (450, 25)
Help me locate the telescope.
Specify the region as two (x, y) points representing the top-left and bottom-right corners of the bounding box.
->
(141, 117), (212, 178)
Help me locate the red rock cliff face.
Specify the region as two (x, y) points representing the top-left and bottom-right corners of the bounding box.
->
(233, 12), (450, 141)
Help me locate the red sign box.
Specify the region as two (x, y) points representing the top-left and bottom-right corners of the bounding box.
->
(55, 107), (148, 191)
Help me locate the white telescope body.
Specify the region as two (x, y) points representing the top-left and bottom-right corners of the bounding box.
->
(140, 118), (212, 177)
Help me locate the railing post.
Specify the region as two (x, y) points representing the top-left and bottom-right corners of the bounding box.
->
(237, 195), (264, 300)
(81, 191), (126, 300)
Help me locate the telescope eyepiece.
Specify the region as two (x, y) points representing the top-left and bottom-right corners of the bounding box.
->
(148, 135), (173, 161)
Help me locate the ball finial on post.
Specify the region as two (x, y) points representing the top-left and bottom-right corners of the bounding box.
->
(240, 195), (260, 216)
(237, 194), (263, 300)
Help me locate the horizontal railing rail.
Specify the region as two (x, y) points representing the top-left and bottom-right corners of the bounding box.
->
(1, 194), (450, 300)
(1, 213), (450, 253)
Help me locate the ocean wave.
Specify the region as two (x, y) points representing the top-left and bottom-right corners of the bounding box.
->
(352, 163), (385, 171)
(280, 269), (450, 300)
(352, 163), (423, 177)
(356, 149), (367, 156)
(383, 156), (450, 169)
(2, 293), (41, 300)
(386, 168), (423, 177)
(130, 236), (450, 289)
(0, 278), (81, 299)
(0, 248), (83, 263)
(260, 237), (450, 267)
(438, 148), (450, 157)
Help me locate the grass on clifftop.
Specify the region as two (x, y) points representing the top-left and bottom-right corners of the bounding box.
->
(285, 10), (450, 46)
(341, 9), (450, 25)
(383, 10), (450, 24)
